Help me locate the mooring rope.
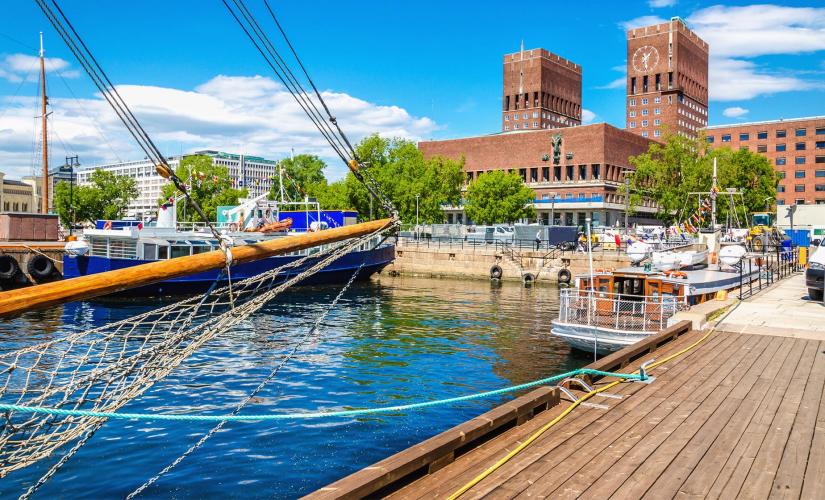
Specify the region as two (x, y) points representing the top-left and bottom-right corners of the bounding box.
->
(0, 369), (643, 423)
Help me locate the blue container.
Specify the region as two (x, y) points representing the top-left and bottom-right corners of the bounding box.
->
(784, 229), (811, 247)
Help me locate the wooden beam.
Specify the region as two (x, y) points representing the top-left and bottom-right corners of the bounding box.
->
(0, 218), (393, 317)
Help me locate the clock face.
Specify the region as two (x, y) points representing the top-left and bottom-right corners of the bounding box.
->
(632, 46), (660, 74)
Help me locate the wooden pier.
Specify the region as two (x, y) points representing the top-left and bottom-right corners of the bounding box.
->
(312, 299), (825, 498)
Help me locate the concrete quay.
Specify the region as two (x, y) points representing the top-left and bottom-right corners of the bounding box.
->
(383, 239), (631, 284)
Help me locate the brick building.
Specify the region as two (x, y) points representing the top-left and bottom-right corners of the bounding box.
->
(626, 17), (708, 139)
(704, 116), (825, 206)
(419, 124), (659, 226)
(501, 47), (582, 132)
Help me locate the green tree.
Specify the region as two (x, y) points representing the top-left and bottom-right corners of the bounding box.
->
(268, 153), (328, 201)
(463, 170), (536, 225)
(160, 155), (247, 222)
(54, 169), (138, 225)
(344, 134), (464, 222)
(627, 132), (777, 224)
(307, 180), (351, 210)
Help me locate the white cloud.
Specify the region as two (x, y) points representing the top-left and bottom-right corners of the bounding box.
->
(722, 106), (749, 118)
(0, 75), (438, 180)
(620, 16), (667, 31)
(597, 77), (626, 90)
(0, 53), (79, 82)
(620, 5), (825, 102)
(582, 109), (597, 124)
(648, 0), (677, 8)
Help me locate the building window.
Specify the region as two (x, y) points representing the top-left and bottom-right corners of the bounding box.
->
(642, 109), (649, 116)
(796, 142), (806, 151)
(757, 144), (767, 153)
(533, 122), (538, 128)
(796, 128), (807, 137)
(796, 199), (806, 205)
(757, 131), (768, 140)
(795, 170), (806, 178)
(523, 113), (528, 119)
(629, 98), (636, 106)
(776, 157), (786, 166)
(777, 185), (786, 193)
(641, 131), (649, 137)
(722, 134), (731, 142)
(796, 157), (806, 165)
(817, 141), (825, 149)
(740, 133), (750, 141)
(513, 124), (519, 130)
(504, 125), (510, 131)
(532, 112), (538, 118)
(629, 121), (636, 128)
(654, 108), (661, 115)
(641, 98), (648, 105)
(707, 136), (715, 143)
(667, 95), (673, 104)
(642, 120), (649, 127)
(777, 143), (786, 152)
(817, 170), (825, 177)
(816, 184), (825, 192)
(777, 199), (785, 205)
(795, 184), (806, 192)
(629, 111), (636, 118)
(777, 129), (787, 138)
(654, 129), (661, 137)
(654, 119), (661, 126)
(504, 115), (509, 121)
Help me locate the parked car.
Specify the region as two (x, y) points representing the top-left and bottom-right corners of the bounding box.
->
(807, 239), (824, 301)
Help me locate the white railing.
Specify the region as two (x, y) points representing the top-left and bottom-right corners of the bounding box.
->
(557, 288), (689, 333)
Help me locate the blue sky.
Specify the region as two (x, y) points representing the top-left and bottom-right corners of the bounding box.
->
(0, 0), (823, 179)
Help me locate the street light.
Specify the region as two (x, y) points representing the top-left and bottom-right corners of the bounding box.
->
(549, 192), (557, 226)
(415, 194), (420, 240)
(623, 170), (634, 236)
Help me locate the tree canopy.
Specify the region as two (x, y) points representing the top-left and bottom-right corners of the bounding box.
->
(160, 155), (247, 222)
(269, 153), (328, 202)
(54, 169), (138, 225)
(627, 132), (778, 225)
(463, 170), (536, 225)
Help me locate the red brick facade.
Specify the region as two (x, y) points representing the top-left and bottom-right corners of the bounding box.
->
(704, 117), (825, 205)
(502, 48), (582, 132)
(419, 124), (658, 226)
(626, 18), (708, 140)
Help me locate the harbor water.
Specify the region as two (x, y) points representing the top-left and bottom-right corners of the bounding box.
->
(0, 276), (587, 498)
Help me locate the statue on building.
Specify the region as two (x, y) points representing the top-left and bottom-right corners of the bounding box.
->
(551, 134), (562, 165)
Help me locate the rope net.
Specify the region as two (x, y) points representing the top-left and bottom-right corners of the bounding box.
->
(0, 225), (392, 478)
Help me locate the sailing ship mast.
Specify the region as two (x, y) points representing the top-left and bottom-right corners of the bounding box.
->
(39, 32), (49, 214)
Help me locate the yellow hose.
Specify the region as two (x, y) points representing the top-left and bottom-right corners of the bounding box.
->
(448, 312), (733, 499)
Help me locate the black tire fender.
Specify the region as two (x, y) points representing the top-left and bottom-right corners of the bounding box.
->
(490, 264), (503, 280)
(27, 254), (55, 281)
(0, 255), (20, 281)
(522, 272), (535, 286)
(557, 268), (572, 284)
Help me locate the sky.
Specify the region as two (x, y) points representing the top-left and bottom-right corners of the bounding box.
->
(0, 0), (823, 180)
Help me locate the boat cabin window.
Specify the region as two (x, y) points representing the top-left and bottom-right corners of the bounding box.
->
(191, 241), (211, 254)
(170, 245), (191, 259)
(143, 243), (157, 261)
(158, 245), (169, 260)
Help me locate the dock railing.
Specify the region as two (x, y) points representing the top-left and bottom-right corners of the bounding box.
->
(557, 288), (689, 333)
(738, 245), (802, 300)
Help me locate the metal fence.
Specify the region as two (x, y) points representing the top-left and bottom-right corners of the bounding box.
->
(738, 245), (802, 300)
(558, 288), (689, 333)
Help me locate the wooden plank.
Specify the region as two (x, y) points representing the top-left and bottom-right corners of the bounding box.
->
(582, 334), (789, 499)
(770, 340), (825, 499)
(801, 342), (825, 500)
(0, 218), (394, 317)
(306, 385), (559, 499)
(647, 338), (816, 499)
(503, 332), (751, 499)
(535, 333), (771, 500)
(384, 326), (707, 499)
(737, 340), (819, 498)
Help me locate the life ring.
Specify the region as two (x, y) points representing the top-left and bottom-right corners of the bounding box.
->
(0, 255), (19, 281)
(27, 254), (55, 282)
(102, 220), (113, 230)
(664, 270), (688, 279)
(522, 272), (535, 286)
(490, 264), (503, 280)
(557, 268), (572, 284)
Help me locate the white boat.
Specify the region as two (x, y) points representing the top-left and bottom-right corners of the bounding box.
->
(650, 248), (708, 271)
(718, 244), (748, 267)
(626, 241), (652, 264)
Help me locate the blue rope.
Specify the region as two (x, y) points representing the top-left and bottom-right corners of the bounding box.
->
(0, 369), (641, 422)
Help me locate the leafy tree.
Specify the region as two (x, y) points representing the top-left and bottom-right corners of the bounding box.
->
(268, 153), (328, 201)
(627, 132), (777, 224)
(160, 155), (247, 222)
(307, 180), (350, 210)
(344, 134), (464, 222)
(463, 170), (536, 224)
(54, 169), (138, 225)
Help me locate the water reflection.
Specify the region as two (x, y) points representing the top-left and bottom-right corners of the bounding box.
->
(0, 275), (588, 498)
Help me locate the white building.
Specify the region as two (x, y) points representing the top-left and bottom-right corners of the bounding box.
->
(77, 151), (278, 219)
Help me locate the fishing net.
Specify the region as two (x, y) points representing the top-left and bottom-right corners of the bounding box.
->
(0, 225), (393, 479)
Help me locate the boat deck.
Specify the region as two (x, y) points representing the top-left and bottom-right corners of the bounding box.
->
(313, 325), (825, 499)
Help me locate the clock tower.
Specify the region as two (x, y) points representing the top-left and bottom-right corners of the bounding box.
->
(625, 17), (708, 140)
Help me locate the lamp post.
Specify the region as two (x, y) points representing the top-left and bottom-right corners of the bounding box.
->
(549, 192), (557, 226)
(415, 194), (420, 240)
(623, 170), (634, 236)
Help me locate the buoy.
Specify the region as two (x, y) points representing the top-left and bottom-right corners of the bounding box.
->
(27, 255), (55, 282)
(557, 268), (572, 284)
(490, 264), (503, 280)
(0, 255), (19, 281)
(522, 272), (535, 286)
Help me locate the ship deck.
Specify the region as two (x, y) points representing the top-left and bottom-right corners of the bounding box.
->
(311, 276), (825, 499)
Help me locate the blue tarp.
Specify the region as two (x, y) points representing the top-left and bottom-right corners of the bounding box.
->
(784, 229), (811, 247)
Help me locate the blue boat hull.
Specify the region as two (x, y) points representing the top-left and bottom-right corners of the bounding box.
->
(63, 244), (396, 296)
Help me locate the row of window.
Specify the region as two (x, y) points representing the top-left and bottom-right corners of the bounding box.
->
(776, 156), (825, 166)
(1, 202), (28, 211)
(708, 127), (825, 143)
(776, 199), (825, 205)
(778, 185), (825, 193)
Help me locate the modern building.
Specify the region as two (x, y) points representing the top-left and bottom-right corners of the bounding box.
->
(78, 151), (279, 219)
(21, 165), (75, 213)
(420, 123), (659, 226)
(0, 172), (36, 213)
(703, 117), (825, 206)
(502, 47), (582, 132)
(626, 17), (709, 139)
